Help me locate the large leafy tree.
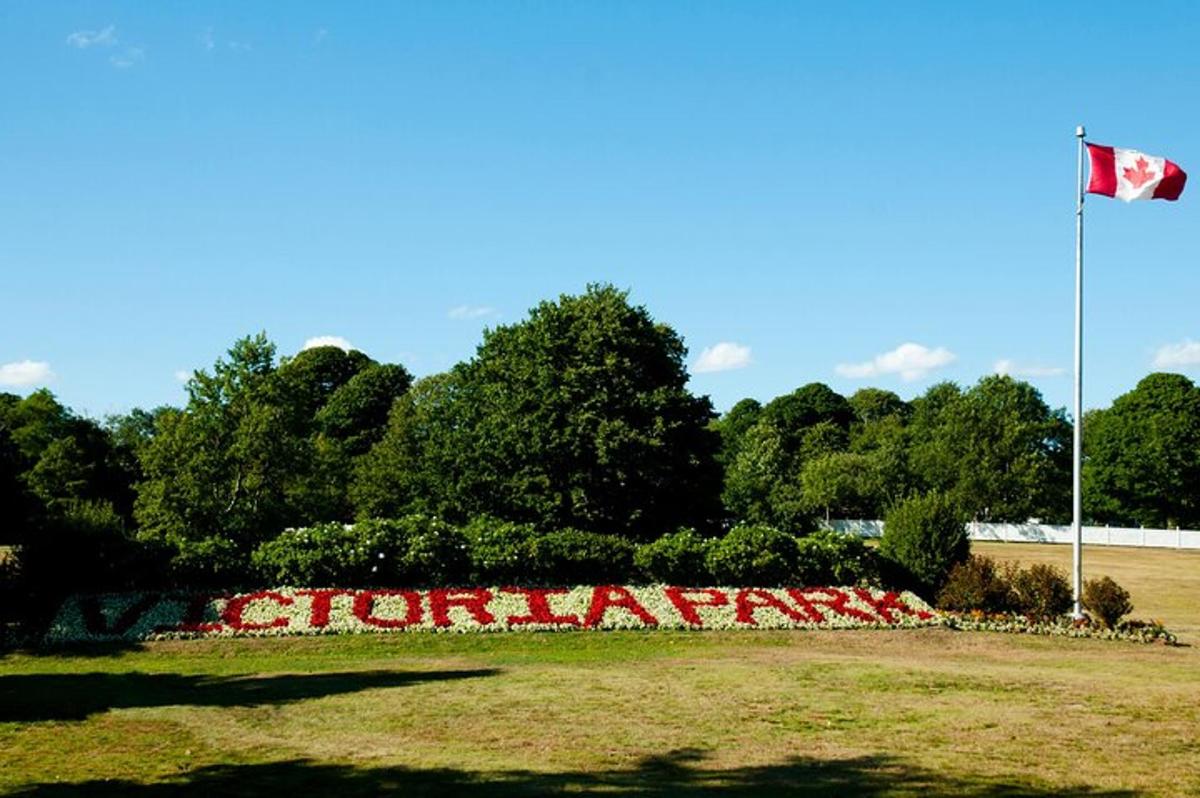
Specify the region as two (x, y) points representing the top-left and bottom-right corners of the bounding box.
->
(909, 376), (1070, 522)
(1084, 373), (1200, 528)
(721, 383), (854, 530)
(351, 373), (457, 520)
(711, 398), (762, 469)
(0, 390), (138, 534)
(354, 285), (723, 539)
(135, 334), (411, 562)
(802, 392), (916, 521)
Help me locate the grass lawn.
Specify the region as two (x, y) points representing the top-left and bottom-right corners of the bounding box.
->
(3, 546), (1199, 797)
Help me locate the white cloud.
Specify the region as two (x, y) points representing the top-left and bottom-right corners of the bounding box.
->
(198, 27), (215, 51)
(302, 335), (355, 352)
(448, 305), (498, 320)
(693, 342), (753, 374)
(0, 360), (54, 387)
(174, 370), (192, 383)
(836, 342), (956, 382)
(1153, 339), (1200, 370)
(993, 359), (1065, 378)
(109, 47), (144, 68)
(67, 25), (117, 48)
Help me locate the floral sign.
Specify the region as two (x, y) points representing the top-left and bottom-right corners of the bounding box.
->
(45, 585), (937, 642)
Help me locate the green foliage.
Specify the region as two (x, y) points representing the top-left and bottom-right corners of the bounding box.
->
(1083, 373), (1200, 529)
(721, 419), (812, 531)
(528, 529), (637, 585)
(135, 334), (412, 564)
(15, 500), (164, 607)
(793, 528), (878, 586)
(1083, 576), (1133, 629)
(391, 516), (471, 587)
(252, 516), (468, 588)
(316, 364), (413, 455)
(935, 555), (1015, 613)
(909, 376), (1071, 523)
(0, 427), (36, 545)
(879, 492), (969, 596)
(252, 521), (392, 586)
(0, 390), (140, 534)
(349, 374), (455, 520)
(1009, 563), (1072, 619)
(461, 516), (540, 584)
(169, 536), (249, 587)
(633, 528), (714, 585)
(705, 524), (799, 586)
(354, 285), (723, 540)
(761, 383), (854, 433)
(712, 398), (763, 469)
(722, 383), (856, 530)
(799, 452), (879, 521)
(848, 388), (910, 424)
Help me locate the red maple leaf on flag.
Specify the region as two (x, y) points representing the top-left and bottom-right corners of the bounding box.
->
(1123, 157), (1157, 189)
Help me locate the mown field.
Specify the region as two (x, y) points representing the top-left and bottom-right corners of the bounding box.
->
(3, 544), (1199, 797)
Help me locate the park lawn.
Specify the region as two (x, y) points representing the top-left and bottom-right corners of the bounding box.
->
(975, 541), (1200, 636)
(3, 545), (1198, 797)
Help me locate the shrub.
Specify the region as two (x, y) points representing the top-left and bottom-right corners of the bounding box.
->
(634, 528), (714, 585)
(879, 492), (968, 596)
(21, 500), (164, 597)
(794, 528), (879, 586)
(705, 524), (798, 586)
(0, 552), (21, 645)
(169, 535), (247, 587)
(461, 516), (541, 584)
(1083, 576), (1133, 629)
(252, 515), (469, 587)
(1010, 563), (1072, 619)
(387, 516), (470, 586)
(528, 529), (636, 585)
(252, 522), (386, 586)
(936, 555), (1014, 613)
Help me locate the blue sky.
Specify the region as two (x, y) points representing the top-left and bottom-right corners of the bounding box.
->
(2, 2), (1199, 418)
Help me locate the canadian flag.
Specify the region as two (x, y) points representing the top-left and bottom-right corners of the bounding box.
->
(1087, 143), (1187, 202)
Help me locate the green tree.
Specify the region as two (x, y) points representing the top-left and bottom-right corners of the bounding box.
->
(908, 376), (1070, 522)
(316, 363), (413, 456)
(0, 426), (36, 543)
(880, 491), (969, 596)
(711, 398), (763, 469)
(355, 285), (722, 539)
(799, 451), (878, 521)
(1083, 373), (1200, 528)
(350, 373), (456, 520)
(848, 388), (910, 424)
(722, 383), (854, 530)
(136, 334), (413, 565)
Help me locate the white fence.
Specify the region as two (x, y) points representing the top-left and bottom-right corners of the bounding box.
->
(826, 519), (1200, 550)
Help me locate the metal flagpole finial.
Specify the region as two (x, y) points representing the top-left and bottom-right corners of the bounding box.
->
(1076, 125), (1086, 139)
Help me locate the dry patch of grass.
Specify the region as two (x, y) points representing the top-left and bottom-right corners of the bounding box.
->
(974, 541), (1200, 635)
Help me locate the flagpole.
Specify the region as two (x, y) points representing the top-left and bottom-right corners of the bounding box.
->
(1072, 124), (1086, 619)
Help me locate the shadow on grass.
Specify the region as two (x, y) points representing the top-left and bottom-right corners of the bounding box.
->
(8, 750), (1140, 797)
(1, 640), (149, 660)
(0, 668), (499, 723)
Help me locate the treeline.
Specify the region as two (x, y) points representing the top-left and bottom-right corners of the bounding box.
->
(3, 285), (1199, 600)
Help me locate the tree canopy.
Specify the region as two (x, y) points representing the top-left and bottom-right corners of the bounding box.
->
(1084, 373), (1200, 529)
(353, 284), (723, 539)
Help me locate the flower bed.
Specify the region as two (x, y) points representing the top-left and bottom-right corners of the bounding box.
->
(939, 612), (1178, 645)
(42, 585), (1178, 644)
(45, 585), (936, 642)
